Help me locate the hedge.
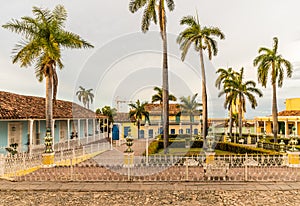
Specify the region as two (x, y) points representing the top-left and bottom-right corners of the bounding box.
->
(147, 140), (278, 155)
(216, 142), (279, 155)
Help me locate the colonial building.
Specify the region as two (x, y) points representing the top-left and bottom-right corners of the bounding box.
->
(255, 98), (300, 138)
(0, 91), (106, 153)
(114, 103), (202, 139)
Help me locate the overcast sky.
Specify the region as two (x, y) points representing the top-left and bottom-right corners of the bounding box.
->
(1, 0), (300, 119)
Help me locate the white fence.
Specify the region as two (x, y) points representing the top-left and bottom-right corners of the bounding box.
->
(2, 153), (300, 182)
(0, 141), (110, 178)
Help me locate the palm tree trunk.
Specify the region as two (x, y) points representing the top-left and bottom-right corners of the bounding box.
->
(190, 115), (193, 140)
(238, 99), (243, 139)
(229, 106), (233, 137)
(162, 17), (169, 154)
(137, 120), (140, 139)
(45, 75), (53, 135)
(272, 83), (278, 143)
(199, 49), (208, 139)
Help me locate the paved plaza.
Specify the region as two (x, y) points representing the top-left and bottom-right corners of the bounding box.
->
(1, 139), (300, 205)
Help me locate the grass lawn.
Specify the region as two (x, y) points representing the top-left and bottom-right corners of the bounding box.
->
(155, 148), (236, 155)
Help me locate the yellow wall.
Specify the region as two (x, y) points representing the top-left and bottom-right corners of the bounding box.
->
(285, 98), (300, 110)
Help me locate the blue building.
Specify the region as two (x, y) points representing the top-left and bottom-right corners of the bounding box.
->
(0, 91), (106, 153)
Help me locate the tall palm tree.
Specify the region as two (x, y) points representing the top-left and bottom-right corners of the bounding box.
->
(129, 0), (175, 153)
(253, 37), (292, 142)
(129, 100), (150, 139)
(215, 67), (238, 137)
(76, 86), (94, 109)
(179, 94), (202, 139)
(177, 13), (225, 139)
(2, 5), (93, 143)
(220, 68), (263, 138)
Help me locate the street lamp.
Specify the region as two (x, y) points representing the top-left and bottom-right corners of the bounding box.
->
(145, 121), (149, 165)
(110, 123), (113, 150)
(233, 122), (236, 143)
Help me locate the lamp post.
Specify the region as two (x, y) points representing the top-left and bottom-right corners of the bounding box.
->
(179, 121), (182, 135)
(233, 122), (236, 143)
(145, 121), (149, 165)
(110, 123), (113, 150)
(199, 113), (203, 139)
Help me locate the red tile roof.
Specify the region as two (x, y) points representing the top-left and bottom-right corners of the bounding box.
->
(145, 103), (181, 115)
(278, 110), (300, 116)
(0, 91), (97, 119)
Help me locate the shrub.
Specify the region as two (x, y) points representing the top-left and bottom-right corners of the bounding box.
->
(216, 142), (279, 154)
(147, 141), (160, 155)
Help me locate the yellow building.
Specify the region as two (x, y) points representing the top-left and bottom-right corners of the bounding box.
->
(114, 104), (202, 140)
(255, 98), (300, 138)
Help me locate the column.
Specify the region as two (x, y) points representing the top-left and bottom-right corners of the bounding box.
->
(93, 119), (96, 141)
(86, 119), (89, 142)
(285, 119), (288, 138)
(78, 119), (81, 146)
(106, 118), (109, 138)
(295, 120), (298, 137)
(98, 119), (101, 139)
(119, 123), (123, 146)
(67, 119), (70, 149)
(29, 119), (34, 155)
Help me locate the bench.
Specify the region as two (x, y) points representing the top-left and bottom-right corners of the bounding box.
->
(203, 160), (229, 180)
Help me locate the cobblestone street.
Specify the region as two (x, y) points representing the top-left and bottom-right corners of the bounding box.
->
(1, 181), (300, 205)
(1, 189), (300, 205)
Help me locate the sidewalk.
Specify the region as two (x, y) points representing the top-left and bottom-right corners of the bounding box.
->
(0, 180), (299, 191)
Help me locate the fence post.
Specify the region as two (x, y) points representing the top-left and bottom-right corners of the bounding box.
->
(185, 162), (189, 181)
(244, 153), (248, 181)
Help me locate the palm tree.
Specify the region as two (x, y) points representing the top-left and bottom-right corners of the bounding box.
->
(152, 86), (177, 104)
(220, 68), (263, 138)
(152, 86), (176, 124)
(129, 0), (175, 153)
(76, 86), (94, 109)
(99, 106), (117, 140)
(129, 100), (150, 139)
(177, 13), (225, 139)
(253, 37), (293, 142)
(2, 5), (93, 142)
(179, 94), (202, 139)
(215, 67), (238, 137)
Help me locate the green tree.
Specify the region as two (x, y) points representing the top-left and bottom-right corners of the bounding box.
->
(253, 37), (292, 142)
(219, 68), (263, 138)
(179, 94), (202, 139)
(129, 0), (175, 153)
(129, 100), (150, 139)
(100, 106), (117, 125)
(76, 86), (94, 109)
(2, 5), (93, 140)
(98, 106), (117, 140)
(177, 13), (225, 139)
(215, 67), (238, 137)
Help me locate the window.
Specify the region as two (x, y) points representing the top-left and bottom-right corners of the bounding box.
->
(148, 129), (153, 138)
(186, 128), (191, 134)
(171, 129), (175, 134)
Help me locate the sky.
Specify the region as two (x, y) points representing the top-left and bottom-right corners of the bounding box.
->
(1, 0), (300, 119)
